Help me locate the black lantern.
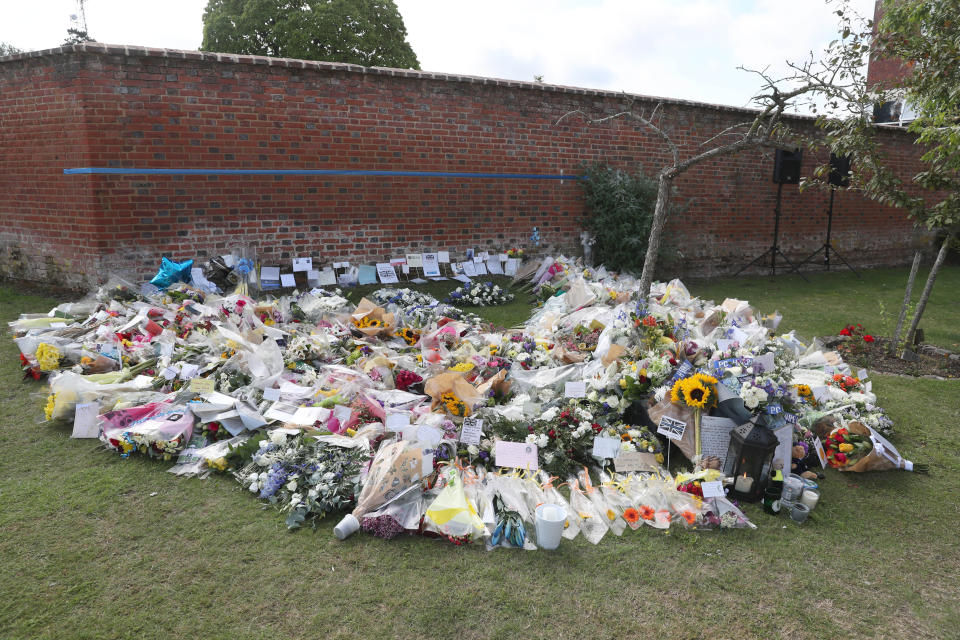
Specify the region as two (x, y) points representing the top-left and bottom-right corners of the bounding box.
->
(724, 421), (779, 502)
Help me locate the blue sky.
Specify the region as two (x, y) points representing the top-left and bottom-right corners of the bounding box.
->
(1, 0), (876, 110)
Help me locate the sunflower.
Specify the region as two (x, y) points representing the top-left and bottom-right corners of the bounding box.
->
(639, 505), (655, 521)
(680, 377), (711, 409)
(623, 508), (640, 525)
(394, 327), (420, 346)
(670, 379), (684, 403)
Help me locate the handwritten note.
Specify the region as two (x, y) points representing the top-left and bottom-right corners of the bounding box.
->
(698, 415), (738, 465)
(72, 402), (100, 438)
(495, 441), (538, 470)
(280, 273), (297, 288)
(189, 377), (215, 393)
(459, 416), (483, 445)
(614, 451), (659, 472)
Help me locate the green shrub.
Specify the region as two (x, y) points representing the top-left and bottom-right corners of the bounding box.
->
(580, 163), (660, 274)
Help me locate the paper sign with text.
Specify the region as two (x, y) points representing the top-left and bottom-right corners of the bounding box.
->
(405, 254), (423, 268)
(280, 273), (297, 288)
(422, 253), (441, 277)
(292, 257), (312, 272)
(376, 263), (399, 284)
(459, 416), (483, 445)
(495, 441), (538, 470)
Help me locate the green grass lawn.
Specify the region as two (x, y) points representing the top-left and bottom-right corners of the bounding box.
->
(1, 268), (958, 640)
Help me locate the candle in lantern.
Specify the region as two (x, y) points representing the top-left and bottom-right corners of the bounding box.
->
(734, 474), (754, 494)
(800, 489), (820, 510)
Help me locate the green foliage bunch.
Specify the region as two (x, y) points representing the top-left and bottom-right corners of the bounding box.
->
(579, 163), (659, 274)
(201, 0), (420, 69)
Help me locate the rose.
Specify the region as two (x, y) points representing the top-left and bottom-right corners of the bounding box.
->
(863, 335), (875, 343)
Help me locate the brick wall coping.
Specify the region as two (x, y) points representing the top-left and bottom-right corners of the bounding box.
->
(1, 41), (901, 131)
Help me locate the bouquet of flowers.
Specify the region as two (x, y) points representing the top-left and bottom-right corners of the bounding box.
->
(821, 421), (926, 473)
(234, 430), (369, 529)
(445, 281), (514, 307)
(102, 403), (195, 460)
(370, 288), (438, 308)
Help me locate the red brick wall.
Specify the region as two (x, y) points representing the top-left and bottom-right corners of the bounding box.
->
(0, 44), (930, 288)
(866, 0), (912, 91)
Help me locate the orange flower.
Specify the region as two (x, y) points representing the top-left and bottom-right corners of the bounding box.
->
(623, 508), (640, 524)
(681, 510), (697, 525)
(657, 509), (672, 524)
(639, 505), (655, 521)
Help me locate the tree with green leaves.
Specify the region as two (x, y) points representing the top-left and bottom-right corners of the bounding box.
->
(811, 0), (959, 354)
(201, 0), (420, 69)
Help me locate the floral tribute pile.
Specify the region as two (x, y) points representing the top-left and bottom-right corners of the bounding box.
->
(10, 258), (921, 548)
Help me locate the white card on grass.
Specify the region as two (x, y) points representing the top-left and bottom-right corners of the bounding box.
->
(72, 402), (100, 438)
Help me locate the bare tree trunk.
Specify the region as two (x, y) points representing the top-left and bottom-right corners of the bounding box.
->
(638, 171), (674, 297)
(890, 251), (922, 355)
(904, 231), (955, 348)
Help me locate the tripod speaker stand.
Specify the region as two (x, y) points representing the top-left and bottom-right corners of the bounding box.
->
(791, 153), (861, 278)
(734, 149), (809, 281)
